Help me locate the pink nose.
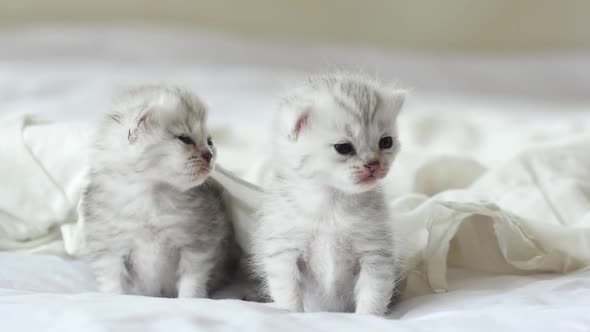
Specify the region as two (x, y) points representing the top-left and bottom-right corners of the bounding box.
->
(202, 151), (213, 163)
(364, 161), (380, 173)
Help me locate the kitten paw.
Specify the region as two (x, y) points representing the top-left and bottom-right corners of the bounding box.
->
(241, 288), (271, 303)
(96, 280), (125, 294)
(272, 301), (304, 312)
(177, 276), (207, 298)
(355, 305), (387, 316)
(177, 288), (207, 298)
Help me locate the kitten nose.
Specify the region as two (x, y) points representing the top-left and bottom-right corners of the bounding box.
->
(364, 161), (380, 172)
(201, 151), (213, 163)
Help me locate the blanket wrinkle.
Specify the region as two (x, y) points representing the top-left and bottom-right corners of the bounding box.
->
(1, 112), (590, 296)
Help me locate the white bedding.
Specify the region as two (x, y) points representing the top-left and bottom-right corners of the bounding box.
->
(2, 252), (590, 331)
(1, 27), (590, 331)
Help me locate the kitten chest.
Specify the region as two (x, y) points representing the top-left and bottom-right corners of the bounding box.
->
(304, 222), (358, 293)
(127, 220), (179, 295)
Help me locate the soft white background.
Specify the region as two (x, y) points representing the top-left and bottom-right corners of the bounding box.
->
(0, 1), (589, 329)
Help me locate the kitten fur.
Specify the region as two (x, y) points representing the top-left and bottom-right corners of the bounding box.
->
(79, 86), (238, 298)
(252, 72), (405, 314)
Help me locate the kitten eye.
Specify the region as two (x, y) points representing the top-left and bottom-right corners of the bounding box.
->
(177, 135), (195, 145)
(334, 143), (354, 155)
(379, 136), (394, 150)
(207, 137), (213, 146)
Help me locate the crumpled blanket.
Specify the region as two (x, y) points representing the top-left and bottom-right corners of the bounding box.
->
(1, 110), (589, 294)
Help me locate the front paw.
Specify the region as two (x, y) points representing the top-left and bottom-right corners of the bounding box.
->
(241, 287), (271, 303)
(273, 298), (304, 312)
(96, 279), (125, 294)
(178, 287), (207, 299)
(177, 275), (207, 298)
(355, 302), (387, 315)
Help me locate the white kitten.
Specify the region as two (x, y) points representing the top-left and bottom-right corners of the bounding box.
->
(252, 72), (405, 314)
(79, 86), (238, 298)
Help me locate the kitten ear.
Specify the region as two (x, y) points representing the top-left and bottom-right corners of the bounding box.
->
(127, 106), (154, 143)
(391, 89), (407, 111)
(382, 89), (407, 117)
(289, 111), (310, 141)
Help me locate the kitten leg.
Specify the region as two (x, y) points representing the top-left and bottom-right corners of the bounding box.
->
(92, 256), (127, 294)
(97, 275), (124, 294)
(177, 273), (208, 298)
(354, 253), (396, 315)
(177, 249), (215, 298)
(263, 248), (304, 312)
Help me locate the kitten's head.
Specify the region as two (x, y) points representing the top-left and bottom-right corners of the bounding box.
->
(275, 72), (405, 194)
(104, 86), (216, 190)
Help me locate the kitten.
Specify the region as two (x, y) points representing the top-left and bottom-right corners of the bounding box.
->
(79, 86), (238, 298)
(252, 72), (405, 314)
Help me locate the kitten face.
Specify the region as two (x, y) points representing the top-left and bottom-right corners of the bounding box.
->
(140, 108), (216, 190)
(324, 108), (399, 193)
(278, 74), (404, 194)
(113, 87), (216, 190)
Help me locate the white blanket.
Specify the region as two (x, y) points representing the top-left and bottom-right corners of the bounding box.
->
(2, 252), (590, 332)
(2, 110), (590, 331)
(2, 109), (590, 296)
(2, 27), (590, 331)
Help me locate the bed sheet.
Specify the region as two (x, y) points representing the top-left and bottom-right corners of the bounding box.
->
(1, 253), (590, 332)
(1, 27), (590, 331)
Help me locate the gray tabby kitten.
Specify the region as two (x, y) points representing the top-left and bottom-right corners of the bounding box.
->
(253, 72), (405, 314)
(79, 86), (238, 298)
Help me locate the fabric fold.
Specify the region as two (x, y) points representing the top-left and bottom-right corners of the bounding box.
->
(1, 112), (589, 296)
